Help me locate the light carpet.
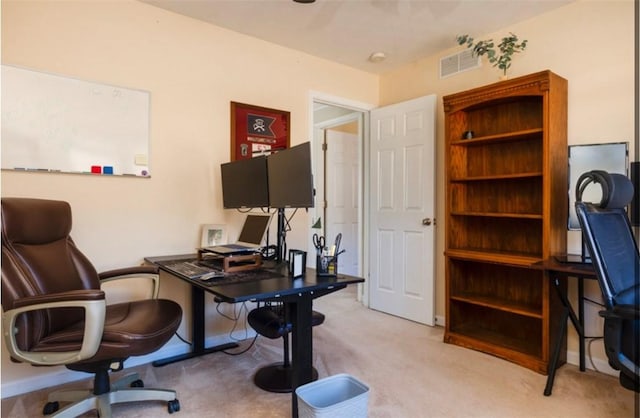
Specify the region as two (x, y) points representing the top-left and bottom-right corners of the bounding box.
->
(2, 286), (638, 417)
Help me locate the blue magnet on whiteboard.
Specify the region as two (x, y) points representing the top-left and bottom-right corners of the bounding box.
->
(103, 166), (114, 175)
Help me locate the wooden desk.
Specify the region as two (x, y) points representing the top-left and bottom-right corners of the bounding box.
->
(145, 254), (364, 417)
(531, 258), (597, 396)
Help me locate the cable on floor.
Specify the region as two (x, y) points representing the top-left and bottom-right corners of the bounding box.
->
(172, 299), (257, 352)
(587, 336), (604, 372)
(217, 299), (261, 356)
(173, 331), (192, 346)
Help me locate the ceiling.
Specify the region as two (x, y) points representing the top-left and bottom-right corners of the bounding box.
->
(141, 0), (572, 74)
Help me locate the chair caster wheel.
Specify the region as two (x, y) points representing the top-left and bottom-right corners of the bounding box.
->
(43, 401), (59, 415)
(168, 399), (181, 414)
(130, 379), (144, 388)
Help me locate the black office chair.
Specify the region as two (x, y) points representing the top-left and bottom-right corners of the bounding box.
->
(248, 302), (325, 393)
(575, 170), (639, 392)
(1, 198), (184, 416)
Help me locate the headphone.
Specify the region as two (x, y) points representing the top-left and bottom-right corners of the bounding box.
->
(575, 170), (634, 209)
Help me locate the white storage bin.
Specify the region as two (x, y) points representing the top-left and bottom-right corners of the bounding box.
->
(295, 373), (369, 418)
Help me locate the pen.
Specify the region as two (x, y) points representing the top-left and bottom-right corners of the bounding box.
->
(334, 233), (342, 255)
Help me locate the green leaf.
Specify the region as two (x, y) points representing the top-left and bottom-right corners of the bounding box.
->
(456, 32), (527, 74)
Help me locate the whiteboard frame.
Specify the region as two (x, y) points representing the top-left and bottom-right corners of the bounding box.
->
(1, 64), (151, 177)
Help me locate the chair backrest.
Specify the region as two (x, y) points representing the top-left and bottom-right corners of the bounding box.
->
(1, 198), (101, 351)
(575, 171), (639, 308)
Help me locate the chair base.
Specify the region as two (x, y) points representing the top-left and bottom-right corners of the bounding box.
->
(44, 372), (180, 417)
(253, 363), (318, 393)
(620, 372), (640, 392)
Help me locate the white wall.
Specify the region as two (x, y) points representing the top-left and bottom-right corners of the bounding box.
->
(0, 0), (378, 397)
(379, 0), (636, 373)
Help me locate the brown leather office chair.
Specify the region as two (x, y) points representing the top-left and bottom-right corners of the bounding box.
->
(1, 197), (183, 416)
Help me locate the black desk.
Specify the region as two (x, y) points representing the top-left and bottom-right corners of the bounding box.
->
(145, 254), (364, 417)
(533, 258), (597, 396)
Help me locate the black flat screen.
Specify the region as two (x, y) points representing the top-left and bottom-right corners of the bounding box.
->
(267, 142), (314, 208)
(220, 155), (269, 209)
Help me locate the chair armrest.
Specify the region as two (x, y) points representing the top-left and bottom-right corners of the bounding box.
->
(599, 305), (639, 376)
(2, 290), (106, 366)
(99, 266), (160, 299)
(11, 289), (104, 309)
(599, 304), (640, 321)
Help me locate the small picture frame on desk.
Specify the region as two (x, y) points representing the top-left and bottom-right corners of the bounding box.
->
(201, 224), (227, 247)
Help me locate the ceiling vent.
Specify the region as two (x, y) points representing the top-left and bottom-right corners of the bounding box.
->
(439, 49), (480, 78)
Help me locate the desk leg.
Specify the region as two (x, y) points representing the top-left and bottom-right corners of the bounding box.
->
(289, 295), (314, 418)
(545, 308), (569, 396)
(153, 285), (238, 367)
(545, 275), (587, 396)
(578, 277), (586, 371)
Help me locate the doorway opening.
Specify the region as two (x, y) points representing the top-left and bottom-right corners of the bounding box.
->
(310, 93), (436, 323)
(310, 96), (369, 298)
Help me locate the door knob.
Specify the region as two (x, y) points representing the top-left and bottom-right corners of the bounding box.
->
(422, 218), (432, 226)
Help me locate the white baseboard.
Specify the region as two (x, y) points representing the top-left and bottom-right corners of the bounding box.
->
(434, 314), (445, 327)
(1, 333), (242, 399)
(566, 348), (617, 377)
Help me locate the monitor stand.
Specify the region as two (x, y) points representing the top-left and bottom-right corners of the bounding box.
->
(276, 208), (286, 264)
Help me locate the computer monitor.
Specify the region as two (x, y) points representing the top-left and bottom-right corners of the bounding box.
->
(631, 161), (639, 226)
(568, 142), (628, 229)
(220, 155), (270, 209)
(267, 142), (314, 208)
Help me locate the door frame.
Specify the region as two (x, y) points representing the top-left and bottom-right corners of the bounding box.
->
(308, 91), (374, 304)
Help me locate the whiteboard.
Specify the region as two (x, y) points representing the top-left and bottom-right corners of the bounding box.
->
(1, 65), (150, 176)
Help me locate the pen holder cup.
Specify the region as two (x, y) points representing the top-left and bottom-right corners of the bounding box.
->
(316, 254), (337, 277)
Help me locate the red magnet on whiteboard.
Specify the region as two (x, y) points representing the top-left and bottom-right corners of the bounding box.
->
(91, 165), (102, 174)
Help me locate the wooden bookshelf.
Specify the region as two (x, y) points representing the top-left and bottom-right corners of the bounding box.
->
(443, 71), (568, 374)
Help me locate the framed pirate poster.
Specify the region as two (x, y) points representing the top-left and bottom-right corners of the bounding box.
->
(230, 102), (290, 161)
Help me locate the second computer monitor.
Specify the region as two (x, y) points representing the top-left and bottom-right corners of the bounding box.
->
(267, 142), (314, 208)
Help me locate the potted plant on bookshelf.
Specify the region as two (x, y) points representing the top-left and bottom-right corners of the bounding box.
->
(457, 32), (528, 79)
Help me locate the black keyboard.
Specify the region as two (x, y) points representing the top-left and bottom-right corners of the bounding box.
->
(165, 261), (221, 279)
(223, 244), (250, 250)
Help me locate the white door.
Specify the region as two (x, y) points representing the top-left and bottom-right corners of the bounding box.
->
(326, 128), (359, 276)
(369, 95), (436, 325)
